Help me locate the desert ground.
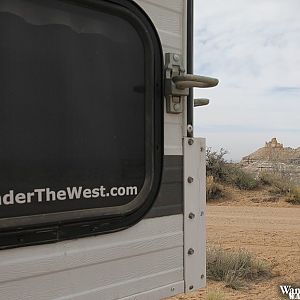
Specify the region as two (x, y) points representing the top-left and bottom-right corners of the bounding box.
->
(169, 187), (300, 300)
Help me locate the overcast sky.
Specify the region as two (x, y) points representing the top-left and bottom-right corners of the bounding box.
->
(193, 0), (300, 161)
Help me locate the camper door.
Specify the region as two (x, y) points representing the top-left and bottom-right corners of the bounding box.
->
(0, 1), (210, 299)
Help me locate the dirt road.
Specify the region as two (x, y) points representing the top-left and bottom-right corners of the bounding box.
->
(170, 205), (300, 300)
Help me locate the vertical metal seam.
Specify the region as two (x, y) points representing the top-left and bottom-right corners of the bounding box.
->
(187, 0), (194, 137)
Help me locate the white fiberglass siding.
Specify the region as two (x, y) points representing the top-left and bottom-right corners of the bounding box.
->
(136, 0), (187, 156)
(0, 215), (184, 300)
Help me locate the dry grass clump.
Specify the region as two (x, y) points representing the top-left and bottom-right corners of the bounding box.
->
(207, 176), (224, 200)
(207, 247), (272, 290)
(259, 171), (300, 204)
(207, 291), (225, 300)
(287, 185), (300, 204)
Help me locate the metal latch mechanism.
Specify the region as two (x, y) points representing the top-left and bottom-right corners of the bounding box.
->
(194, 98), (210, 107)
(164, 53), (219, 114)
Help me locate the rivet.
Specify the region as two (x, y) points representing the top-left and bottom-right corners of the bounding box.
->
(189, 285), (194, 290)
(188, 248), (194, 255)
(200, 211), (204, 216)
(171, 287), (175, 292)
(189, 212), (195, 219)
(173, 54), (180, 61)
(200, 147), (204, 152)
(187, 176), (194, 183)
(201, 274), (205, 279)
(173, 103), (181, 112)
(188, 139), (194, 145)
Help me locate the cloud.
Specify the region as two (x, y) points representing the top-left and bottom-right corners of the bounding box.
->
(193, 0), (300, 160)
(268, 86), (300, 95)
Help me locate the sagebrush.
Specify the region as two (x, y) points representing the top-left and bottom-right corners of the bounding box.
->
(206, 148), (229, 181)
(206, 148), (258, 191)
(259, 171), (300, 204)
(226, 165), (258, 190)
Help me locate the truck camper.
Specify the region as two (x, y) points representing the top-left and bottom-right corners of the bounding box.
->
(0, 0), (218, 299)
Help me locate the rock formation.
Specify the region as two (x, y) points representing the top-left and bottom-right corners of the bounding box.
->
(241, 138), (300, 165)
(241, 138), (300, 184)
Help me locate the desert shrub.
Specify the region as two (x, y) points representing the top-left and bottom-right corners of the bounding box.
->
(206, 148), (229, 181)
(206, 148), (258, 190)
(207, 176), (224, 200)
(207, 291), (225, 300)
(226, 166), (258, 190)
(259, 172), (300, 204)
(259, 172), (290, 195)
(287, 186), (300, 204)
(259, 171), (279, 186)
(207, 246), (272, 290)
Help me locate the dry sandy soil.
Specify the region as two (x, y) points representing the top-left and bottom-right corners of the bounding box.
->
(168, 187), (300, 300)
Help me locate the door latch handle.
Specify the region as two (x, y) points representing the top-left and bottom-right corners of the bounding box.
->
(173, 74), (218, 89)
(164, 53), (218, 114)
(194, 98), (210, 107)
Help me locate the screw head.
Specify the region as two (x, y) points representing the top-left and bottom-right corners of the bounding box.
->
(188, 248), (194, 255)
(187, 176), (194, 183)
(173, 53), (180, 61)
(188, 139), (194, 145)
(189, 285), (194, 290)
(171, 287), (175, 292)
(201, 274), (205, 279)
(189, 212), (195, 219)
(200, 147), (204, 152)
(173, 103), (181, 112)
(200, 211), (204, 216)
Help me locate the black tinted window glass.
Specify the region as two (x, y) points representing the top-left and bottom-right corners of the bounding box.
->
(0, 0), (146, 218)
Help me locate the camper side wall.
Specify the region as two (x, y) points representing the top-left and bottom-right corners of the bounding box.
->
(0, 1), (188, 300)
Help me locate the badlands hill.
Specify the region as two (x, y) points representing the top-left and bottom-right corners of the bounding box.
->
(241, 138), (300, 184)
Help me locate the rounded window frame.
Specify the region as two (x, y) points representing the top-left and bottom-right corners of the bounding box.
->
(0, 0), (163, 249)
